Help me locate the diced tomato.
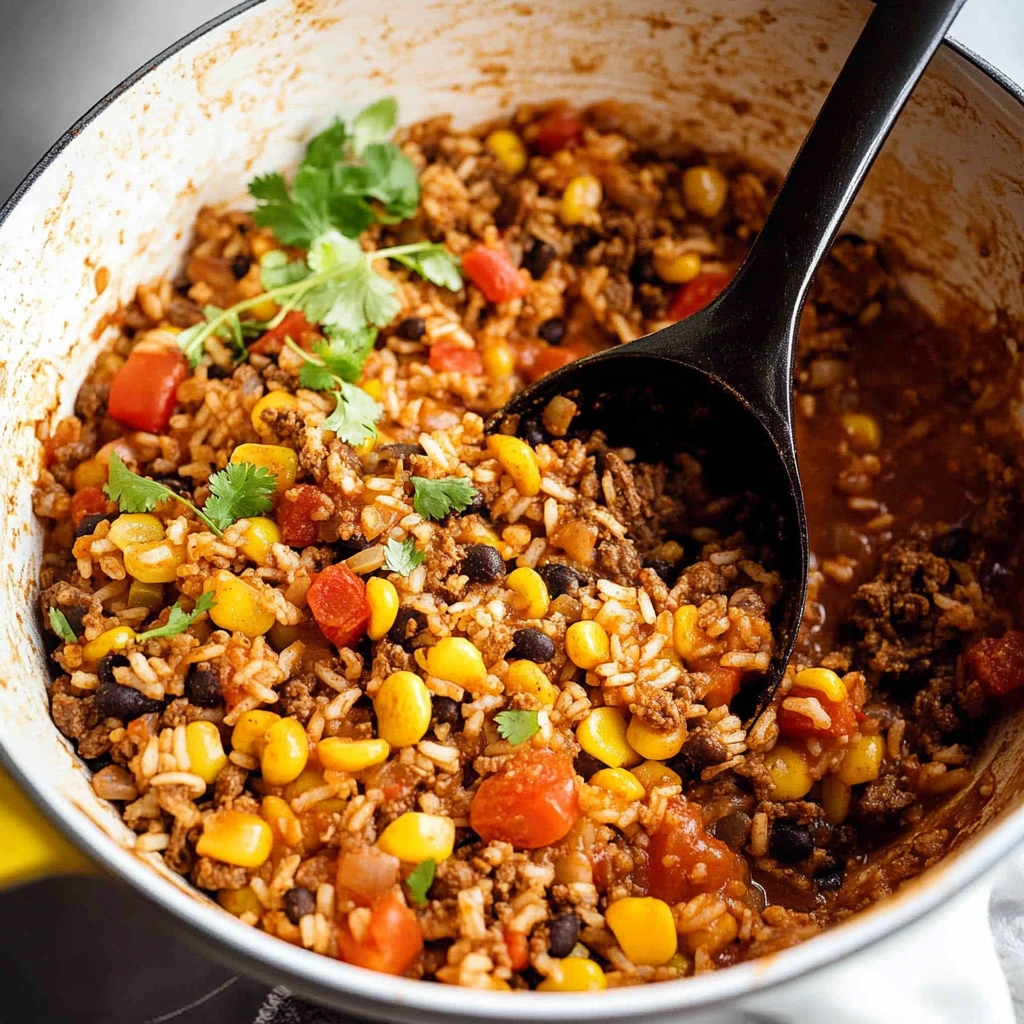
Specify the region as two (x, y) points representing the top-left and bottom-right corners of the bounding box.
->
(534, 109), (584, 155)
(778, 685), (858, 739)
(503, 928), (530, 972)
(69, 487), (111, 526)
(470, 749), (579, 850)
(515, 342), (592, 384)
(107, 348), (186, 434)
(667, 272), (733, 322)
(249, 310), (317, 355)
(647, 797), (744, 904)
(44, 419), (80, 468)
(462, 246), (527, 304)
(307, 562), (371, 650)
(966, 631), (1024, 697)
(336, 891), (423, 976)
(277, 484), (327, 547)
(703, 666), (742, 709)
(428, 339), (483, 375)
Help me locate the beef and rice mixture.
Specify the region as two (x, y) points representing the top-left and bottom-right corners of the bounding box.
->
(33, 101), (1024, 989)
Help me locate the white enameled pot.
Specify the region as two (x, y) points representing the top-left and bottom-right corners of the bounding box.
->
(1, 1), (1023, 1020)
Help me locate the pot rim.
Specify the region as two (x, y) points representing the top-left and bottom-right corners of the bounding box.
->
(2, 2), (1023, 1018)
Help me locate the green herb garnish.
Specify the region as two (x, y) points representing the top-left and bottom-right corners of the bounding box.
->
(383, 537), (425, 576)
(405, 857), (436, 906)
(320, 380), (384, 448)
(49, 607), (78, 644)
(136, 593), (216, 641)
(494, 709), (540, 746)
(411, 476), (479, 521)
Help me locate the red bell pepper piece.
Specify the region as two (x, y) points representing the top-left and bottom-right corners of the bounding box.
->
(428, 339), (483, 375)
(307, 562), (371, 650)
(107, 348), (186, 433)
(667, 272), (733, 321)
(462, 246), (527, 304)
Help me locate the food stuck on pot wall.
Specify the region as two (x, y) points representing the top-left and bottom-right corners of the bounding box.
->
(32, 97), (1024, 989)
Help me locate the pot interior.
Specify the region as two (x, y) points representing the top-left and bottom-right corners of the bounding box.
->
(1, 0), (1023, 1017)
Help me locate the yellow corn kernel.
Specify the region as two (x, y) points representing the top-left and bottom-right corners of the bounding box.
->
(794, 667), (848, 703)
(565, 619), (610, 670)
(283, 767), (326, 803)
(425, 637), (488, 690)
(560, 175), (603, 227)
(361, 378), (384, 401)
(377, 811), (455, 863)
(631, 760), (682, 793)
(128, 580), (164, 611)
(836, 734), (884, 786)
(374, 671), (433, 748)
(487, 979), (512, 992)
(821, 774), (851, 825)
(204, 570), (276, 638)
(123, 540), (186, 584)
(73, 457), (107, 491)
(682, 165), (729, 218)
(481, 342), (516, 381)
(653, 251), (702, 285)
(81, 625), (136, 665)
(261, 717), (310, 786)
(485, 129), (528, 174)
(107, 514), (165, 551)
(506, 566), (550, 618)
(683, 909), (739, 955)
(766, 744), (814, 801)
(626, 716), (687, 761)
(840, 411), (882, 453)
(260, 794), (302, 846)
(317, 737), (391, 773)
(605, 896), (677, 966)
(238, 516), (281, 565)
(672, 605), (703, 662)
(230, 443), (298, 494)
(576, 707), (642, 769)
(217, 886), (262, 917)
(231, 709), (282, 757)
(248, 295), (280, 320)
(486, 434), (541, 497)
(250, 390), (299, 438)
(589, 767), (645, 801)
(658, 540), (685, 563)
(538, 958), (608, 992)
(196, 809), (273, 868)
(504, 660), (558, 705)
(366, 578), (400, 641)
(184, 721), (229, 784)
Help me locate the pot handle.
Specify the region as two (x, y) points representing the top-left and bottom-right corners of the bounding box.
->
(0, 766), (93, 887)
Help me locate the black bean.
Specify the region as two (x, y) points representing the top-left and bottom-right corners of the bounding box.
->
(509, 628), (555, 663)
(186, 665), (222, 708)
(459, 490), (487, 517)
(396, 316), (426, 341)
(669, 730), (728, 779)
(814, 856), (846, 891)
(330, 534), (371, 557)
(518, 417), (547, 448)
(231, 254), (252, 280)
(284, 887), (317, 925)
(538, 563), (580, 598)
(569, 234), (597, 266)
(538, 318), (565, 345)
(492, 191), (521, 230)
(769, 818), (815, 863)
(61, 605), (87, 639)
(462, 544), (506, 583)
(573, 750), (604, 779)
(548, 913), (581, 958)
(95, 682), (162, 720)
(388, 607), (424, 650)
(645, 558), (675, 584)
(75, 512), (115, 539)
(629, 252), (657, 285)
(432, 695), (463, 731)
(154, 475), (193, 499)
(462, 762), (480, 790)
(522, 240), (555, 280)
(97, 654), (130, 686)
(376, 443), (425, 462)
(205, 364), (230, 380)
(932, 527), (971, 561)
(711, 811), (752, 852)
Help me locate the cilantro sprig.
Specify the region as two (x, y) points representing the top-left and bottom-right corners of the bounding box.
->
(383, 537), (425, 576)
(494, 709), (540, 746)
(411, 476), (479, 520)
(405, 857), (436, 906)
(249, 96), (419, 247)
(49, 608), (78, 644)
(104, 453), (276, 537)
(136, 593), (216, 641)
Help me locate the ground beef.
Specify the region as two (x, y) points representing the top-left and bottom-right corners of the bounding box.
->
(193, 856), (248, 891)
(214, 763), (248, 808)
(50, 692), (93, 740)
(280, 678), (317, 724)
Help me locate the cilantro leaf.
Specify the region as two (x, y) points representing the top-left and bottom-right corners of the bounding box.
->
(302, 117), (349, 170)
(352, 97), (398, 155)
(250, 172), (324, 247)
(298, 361), (337, 391)
(494, 709), (540, 746)
(316, 329), (377, 383)
(203, 462), (278, 532)
(411, 476), (479, 520)
(260, 251), (311, 291)
(49, 607), (78, 644)
(361, 142), (420, 222)
(391, 245), (462, 291)
(405, 857), (436, 906)
(104, 452), (175, 514)
(136, 592), (216, 642)
(383, 537), (425, 576)
(321, 381), (383, 447)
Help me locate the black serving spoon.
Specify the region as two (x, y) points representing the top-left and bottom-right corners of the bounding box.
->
(491, 0), (966, 719)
